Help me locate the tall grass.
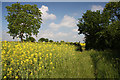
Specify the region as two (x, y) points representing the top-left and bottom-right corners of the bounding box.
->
(89, 49), (120, 78)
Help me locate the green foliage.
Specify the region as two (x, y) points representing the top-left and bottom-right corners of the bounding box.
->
(38, 38), (51, 42)
(45, 38), (49, 42)
(77, 10), (109, 50)
(89, 49), (120, 78)
(26, 37), (36, 42)
(5, 2), (42, 41)
(49, 40), (53, 42)
(77, 1), (120, 51)
(103, 1), (120, 21)
(99, 20), (120, 50)
(60, 40), (64, 43)
(38, 38), (45, 42)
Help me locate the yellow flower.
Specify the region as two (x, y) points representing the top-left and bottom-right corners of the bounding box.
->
(26, 59), (29, 62)
(4, 76), (7, 79)
(30, 72), (33, 75)
(40, 57), (42, 60)
(39, 52), (41, 55)
(10, 67), (13, 70)
(15, 76), (18, 79)
(9, 71), (12, 74)
(50, 62), (52, 64)
(4, 40), (7, 43)
(53, 67), (55, 69)
(4, 64), (7, 67)
(39, 67), (41, 70)
(50, 53), (52, 56)
(7, 73), (10, 76)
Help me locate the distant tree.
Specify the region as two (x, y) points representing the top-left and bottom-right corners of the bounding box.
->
(38, 38), (49, 42)
(49, 40), (53, 42)
(60, 40), (64, 43)
(45, 38), (49, 42)
(26, 37), (36, 42)
(5, 2), (42, 42)
(38, 38), (45, 42)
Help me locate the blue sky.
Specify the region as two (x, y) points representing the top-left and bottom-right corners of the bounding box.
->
(1, 2), (108, 42)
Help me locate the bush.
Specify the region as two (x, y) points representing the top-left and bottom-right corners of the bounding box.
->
(49, 40), (53, 42)
(26, 37), (36, 42)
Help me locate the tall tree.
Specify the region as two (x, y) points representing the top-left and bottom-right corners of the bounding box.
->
(77, 1), (120, 51)
(77, 10), (110, 50)
(5, 2), (42, 41)
(103, 1), (120, 22)
(102, 1), (120, 50)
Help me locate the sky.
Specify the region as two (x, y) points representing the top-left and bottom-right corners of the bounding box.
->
(1, 2), (109, 42)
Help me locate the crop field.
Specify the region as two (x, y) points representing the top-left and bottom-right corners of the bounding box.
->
(1, 41), (120, 79)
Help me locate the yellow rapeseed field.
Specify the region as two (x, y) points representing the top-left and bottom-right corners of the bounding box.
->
(2, 41), (118, 78)
(2, 41), (88, 78)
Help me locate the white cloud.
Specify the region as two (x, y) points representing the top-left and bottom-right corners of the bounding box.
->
(72, 34), (85, 43)
(56, 32), (69, 37)
(33, 29), (85, 42)
(39, 5), (56, 21)
(49, 15), (77, 30)
(2, 29), (85, 42)
(2, 30), (20, 41)
(32, 29), (71, 41)
(60, 15), (76, 27)
(32, 30), (54, 41)
(73, 35), (77, 38)
(72, 29), (78, 32)
(49, 22), (60, 30)
(91, 5), (104, 12)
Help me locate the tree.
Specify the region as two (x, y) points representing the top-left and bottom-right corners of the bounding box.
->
(49, 40), (53, 42)
(77, 1), (120, 51)
(60, 40), (64, 43)
(26, 37), (36, 42)
(103, 1), (120, 22)
(102, 2), (120, 50)
(45, 38), (49, 42)
(98, 20), (120, 50)
(38, 38), (45, 42)
(77, 10), (110, 50)
(5, 2), (42, 42)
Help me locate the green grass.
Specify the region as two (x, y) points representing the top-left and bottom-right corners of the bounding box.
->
(1, 41), (120, 78)
(89, 49), (120, 78)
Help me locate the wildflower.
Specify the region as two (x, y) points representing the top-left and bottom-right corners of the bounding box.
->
(50, 53), (52, 56)
(39, 67), (42, 70)
(30, 72), (33, 75)
(15, 76), (18, 79)
(40, 57), (42, 60)
(39, 52), (41, 55)
(50, 62), (52, 64)
(53, 67), (55, 69)
(9, 71), (12, 74)
(4, 76), (7, 79)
